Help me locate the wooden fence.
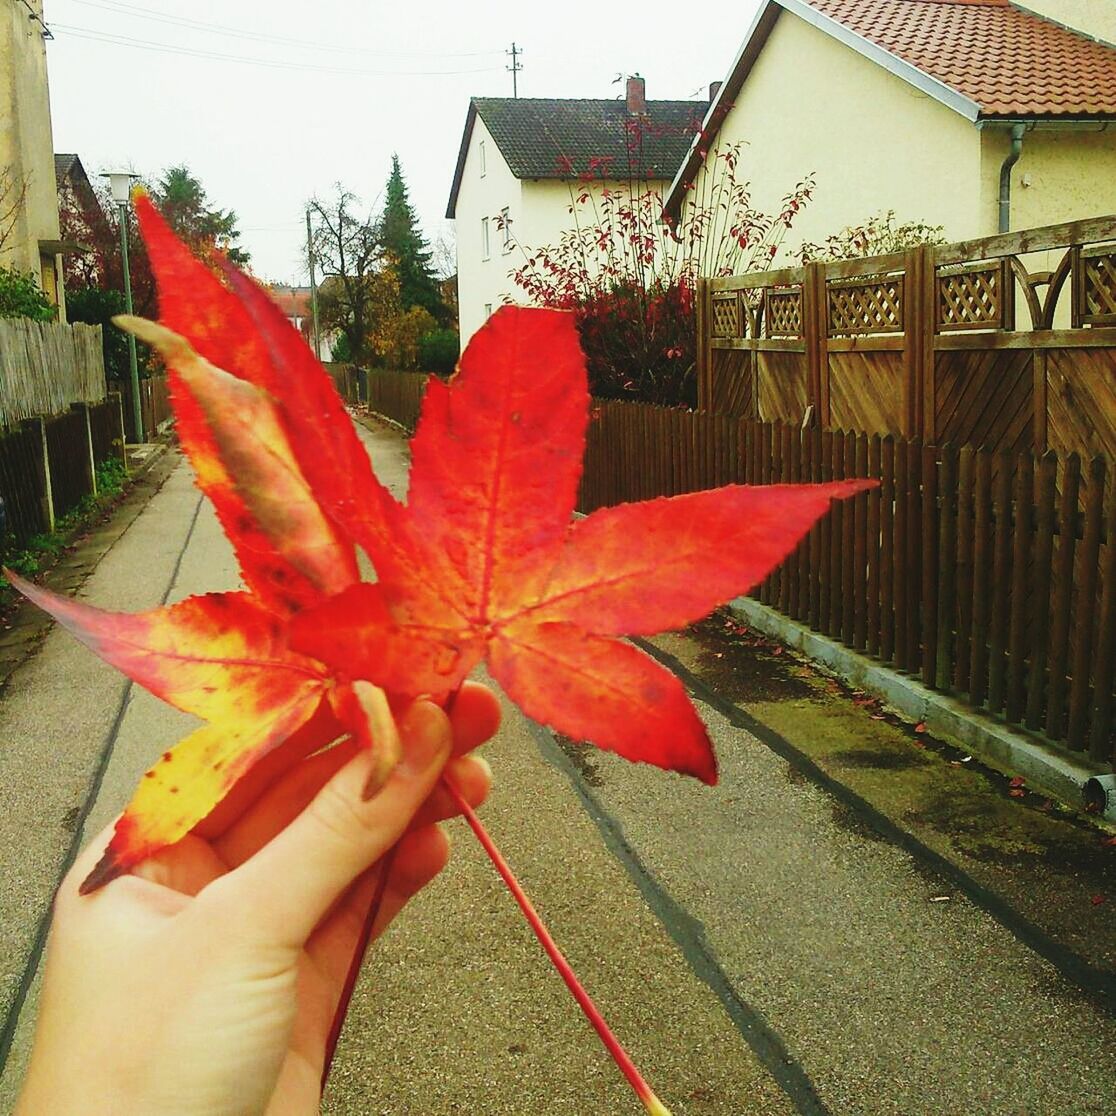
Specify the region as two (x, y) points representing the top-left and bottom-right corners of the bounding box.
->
(0, 395), (126, 539)
(325, 363), (429, 431)
(366, 370), (427, 431)
(698, 214), (1116, 463)
(119, 375), (173, 443)
(579, 401), (1114, 764)
(0, 320), (106, 427)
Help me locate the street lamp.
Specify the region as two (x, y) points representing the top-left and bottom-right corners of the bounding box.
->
(101, 170), (143, 443)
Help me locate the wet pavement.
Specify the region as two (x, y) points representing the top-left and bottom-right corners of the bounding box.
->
(1, 413), (1115, 1115)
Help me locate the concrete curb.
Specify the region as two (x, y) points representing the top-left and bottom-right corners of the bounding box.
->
(727, 595), (1111, 818)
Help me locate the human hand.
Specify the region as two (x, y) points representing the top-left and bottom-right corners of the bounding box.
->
(16, 681), (501, 1116)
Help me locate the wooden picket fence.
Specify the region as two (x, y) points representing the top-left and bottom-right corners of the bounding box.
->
(578, 400), (1114, 764)
(119, 375), (173, 443)
(366, 369), (427, 431)
(364, 376), (1115, 763)
(0, 396), (126, 539)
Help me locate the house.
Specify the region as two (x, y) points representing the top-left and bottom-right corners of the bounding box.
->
(54, 153), (99, 284)
(268, 284), (336, 362)
(663, 0), (1116, 256)
(0, 0), (67, 317)
(447, 78), (707, 344)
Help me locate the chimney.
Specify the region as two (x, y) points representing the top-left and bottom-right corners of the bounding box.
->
(709, 80), (723, 101)
(626, 74), (647, 115)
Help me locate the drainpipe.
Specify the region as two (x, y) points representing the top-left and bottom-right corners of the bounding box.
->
(998, 123), (1026, 234)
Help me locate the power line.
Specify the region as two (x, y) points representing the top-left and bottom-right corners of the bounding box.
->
(50, 24), (504, 76)
(60, 0), (504, 58)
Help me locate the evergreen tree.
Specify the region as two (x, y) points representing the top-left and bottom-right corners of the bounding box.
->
(155, 165), (250, 266)
(376, 155), (445, 323)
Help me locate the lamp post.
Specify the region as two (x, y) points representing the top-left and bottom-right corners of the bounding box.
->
(101, 171), (143, 443)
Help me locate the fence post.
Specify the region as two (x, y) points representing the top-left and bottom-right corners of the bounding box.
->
(904, 245), (930, 440)
(804, 262), (829, 425)
(696, 278), (711, 411)
(72, 402), (97, 497)
(110, 390), (129, 473)
(20, 416), (54, 533)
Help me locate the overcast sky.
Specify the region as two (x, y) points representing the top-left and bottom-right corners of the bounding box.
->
(45, 0), (761, 283)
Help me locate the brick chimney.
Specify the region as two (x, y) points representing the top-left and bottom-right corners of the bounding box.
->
(626, 74), (647, 115)
(709, 80), (723, 101)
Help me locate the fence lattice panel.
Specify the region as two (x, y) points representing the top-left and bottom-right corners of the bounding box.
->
(764, 289), (802, 338)
(937, 265), (1004, 330)
(827, 276), (904, 335)
(1079, 247), (1116, 326)
(711, 294), (740, 338)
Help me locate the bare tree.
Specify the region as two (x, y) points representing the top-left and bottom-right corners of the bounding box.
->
(307, 186), (383, 365)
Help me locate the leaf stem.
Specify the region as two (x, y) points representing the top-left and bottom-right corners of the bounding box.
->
(320, 842), (399, 1092)
(442, 776), (672, 1116)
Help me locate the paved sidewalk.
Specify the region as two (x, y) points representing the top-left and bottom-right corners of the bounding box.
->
(1, 417), (1114, 1115)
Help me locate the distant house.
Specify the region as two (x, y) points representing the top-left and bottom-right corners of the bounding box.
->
(0, 1), (67, 316)
(664, 0), (1116, 255)
(447, 77), (707, 344)
(54, 154), (99, 285)
(54, 154), (99, 219)
(268, 284), (335, 362)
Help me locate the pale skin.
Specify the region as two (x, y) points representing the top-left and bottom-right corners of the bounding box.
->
(16, 681), (501, 1116)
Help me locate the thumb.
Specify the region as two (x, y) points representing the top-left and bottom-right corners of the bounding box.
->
(205, 700), (451, 948)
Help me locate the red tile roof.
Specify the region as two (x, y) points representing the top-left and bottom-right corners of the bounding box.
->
(804, 0), (1116, 117)
(269, 286), (311, 319)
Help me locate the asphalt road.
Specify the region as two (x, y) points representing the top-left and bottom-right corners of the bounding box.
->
(1, 416), (1114, 1115)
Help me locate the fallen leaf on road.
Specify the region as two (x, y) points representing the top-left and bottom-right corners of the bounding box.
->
(914, 721), (927, 734)
(1009, 788), (1026, 798)
(929, 895), (951, 903)
(1091, 894), (1106, 906)
(1009, 776), (1026, 788)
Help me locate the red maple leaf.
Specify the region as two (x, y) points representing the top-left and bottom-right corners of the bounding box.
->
(11, 196), (872, 1114)
(15, 198), (872, 875)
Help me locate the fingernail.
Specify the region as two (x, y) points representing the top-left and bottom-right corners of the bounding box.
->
(400, 702), (451, 775)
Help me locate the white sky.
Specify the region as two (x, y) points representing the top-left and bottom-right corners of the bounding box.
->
(44, 0), (761, 283)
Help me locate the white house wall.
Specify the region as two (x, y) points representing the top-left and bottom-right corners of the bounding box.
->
(454, 115), (523, 345)
(456, 162), (673, 346)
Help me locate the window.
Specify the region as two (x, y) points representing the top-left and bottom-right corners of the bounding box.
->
(500, 206), (512, 252)
(484, 303), (493, 319)
(481, 216), (490, 260)
(479, 140), (487, 177)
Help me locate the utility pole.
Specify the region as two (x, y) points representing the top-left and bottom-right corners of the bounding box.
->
(306, 206), (321, 362)
(506, 42), (522, 97)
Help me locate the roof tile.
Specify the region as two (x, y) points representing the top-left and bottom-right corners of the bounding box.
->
(804, 0), (1116, 116)
(472, 97), (706, 180)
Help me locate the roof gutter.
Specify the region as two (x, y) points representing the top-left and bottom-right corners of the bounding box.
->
(998, 123), (1026, 234)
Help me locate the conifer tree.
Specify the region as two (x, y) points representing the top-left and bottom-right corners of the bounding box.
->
(377, 155), (445, 323)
